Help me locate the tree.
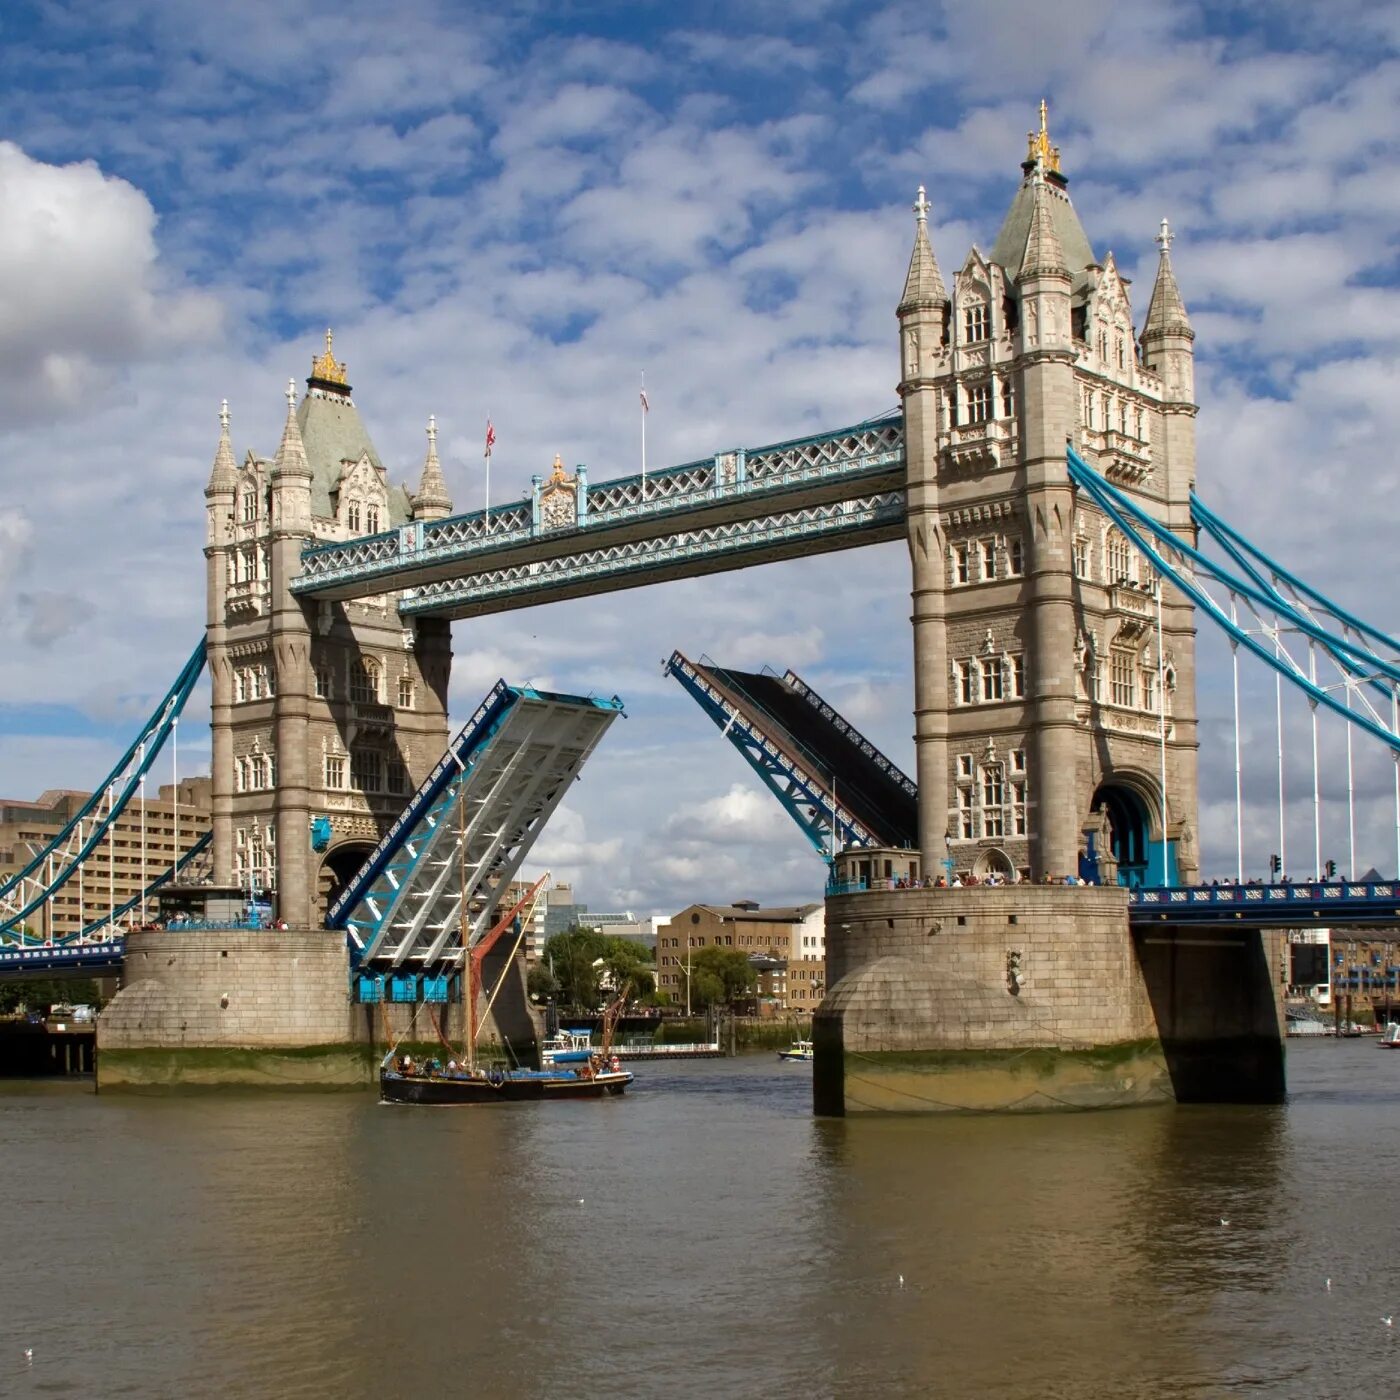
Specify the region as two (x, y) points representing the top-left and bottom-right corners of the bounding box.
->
(526, 962), (558, 1003)
(541, 926), (656, 1009)
(683, 946), (756, 1009)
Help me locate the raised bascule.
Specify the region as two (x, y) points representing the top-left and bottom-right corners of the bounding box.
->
(13, 104), (1400, 1104)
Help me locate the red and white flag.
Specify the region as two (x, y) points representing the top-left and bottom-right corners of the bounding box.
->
(484, 419), (496, 458)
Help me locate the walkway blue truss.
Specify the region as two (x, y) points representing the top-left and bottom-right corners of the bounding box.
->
(292, 416), (905, 618)
(1130, 879), (1400, 930)
(330, 682), (624, 971)
(1, 640), (207, 942)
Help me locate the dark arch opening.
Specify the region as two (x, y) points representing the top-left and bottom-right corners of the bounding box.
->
(318, 842), (375, 924)
(1090, 783), (1153, 889)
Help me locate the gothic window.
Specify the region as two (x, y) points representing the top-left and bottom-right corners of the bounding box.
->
(234, 669), (248, 704)
(1120, 401), (1129, 435)
(1143, 668), (1159, 713)
(1136, 408), (1145, 441)
(982, 765), (1005, 837)
(314, 666), (333, 700)
(1084, 388), (1095, 430)
(1073, 536), (1090, 579)
(1110, 652), (1135, 707)
(1001, 379), (1016, 419)
(958, 754), (974, 779)
(958, 785), (976, 839)
(979, 539), (997, 580)
(1116, 336), (1126, 370)
(350, 748), (382, 792)
(956, 661), (975, 705)
(397, 675), (415, 709)
(1008, 539), (1024, 576)
(1088, 656), (1103, 703)
(963, 303), (990, 342)
(1011, 748), (1027, 773)
(1098, 328), (1109, 359)
(366, 504), (380, 534)
(347, 500), (362, 533)
(325, 754), (346, 790)
(952, 543), (971, 585)
(980, 657), (1003, 702)
(387, 757), (409, 794)
(235, 757), (247, 792)
(968, 383), (993, 424)
(240, 489), (256, 523)
(1011, 780), (1028, 835)
(1010, 654), (1026, 698)
(350, 657), (381, 704)
(1106, 530), (1132, 583)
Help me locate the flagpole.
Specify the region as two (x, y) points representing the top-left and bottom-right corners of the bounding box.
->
(640, 374), (647, 495)
(484, 418), (494, 530)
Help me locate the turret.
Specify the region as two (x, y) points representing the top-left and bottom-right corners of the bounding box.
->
(898, 186), (952, 873)
(412, 415), (453, 521)
(205, 399), (237, 548)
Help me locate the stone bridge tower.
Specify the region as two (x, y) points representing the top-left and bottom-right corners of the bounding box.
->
(898, 104), (1200, 887)
(204, 335), (453, 927)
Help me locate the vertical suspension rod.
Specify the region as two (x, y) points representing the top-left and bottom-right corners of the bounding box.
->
(1310, 641), (1321, 880)
(1231, 596), (1243, 883)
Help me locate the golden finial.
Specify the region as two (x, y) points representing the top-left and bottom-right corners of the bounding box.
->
(310, 328), (348, 385)
(549, 452), (567, 482)
(1025, 98), (1062, 174)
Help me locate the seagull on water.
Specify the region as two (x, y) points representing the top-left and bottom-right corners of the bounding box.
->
(1326, 1278), (1332, 1292)
(1219, 1217), (1230, 1227)
(576, 1198), (585, 1205)
(898, 1274), (905, 1289)
(1384, 1315), (1393, 1327)
(24, 1348), (32, 1362)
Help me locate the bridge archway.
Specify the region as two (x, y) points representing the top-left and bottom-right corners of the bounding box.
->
(1090, 778), (1175, 888)
(318, 842), (376, 924)
(973, 847), (1015, 882)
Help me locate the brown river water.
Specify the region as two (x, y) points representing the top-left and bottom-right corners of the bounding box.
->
(1, 1040), (1398, 1399)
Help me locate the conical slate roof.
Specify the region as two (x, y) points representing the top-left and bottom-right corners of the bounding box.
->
(899, 189), (947, 312)
(206, 400), (237, 495)
(1018, 167), (1068, 281)
(1142, 221), (1193, 339)
(990, 171), (1096, 294)
(414, 416), (453, 515)
(272, 380), (311, 479)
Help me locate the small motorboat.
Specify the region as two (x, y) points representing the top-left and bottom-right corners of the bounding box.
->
(541, 1028), (595, 1065)
(778, 1039), (814, 1062)
(1379, 1023), (1400, 1048)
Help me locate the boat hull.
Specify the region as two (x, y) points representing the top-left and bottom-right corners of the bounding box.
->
(380, 1068), (633, 1105)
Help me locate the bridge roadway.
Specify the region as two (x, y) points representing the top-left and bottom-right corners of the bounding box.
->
(8, 880), (1400, 982)
(290, 417), (905, 617)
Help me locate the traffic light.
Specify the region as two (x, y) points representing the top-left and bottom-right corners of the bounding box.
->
(1270, 853), (1281, 876)
(1325, 859), (1337, 878)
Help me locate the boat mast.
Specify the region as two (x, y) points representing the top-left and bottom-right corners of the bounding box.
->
(459, 776), (474, 1074)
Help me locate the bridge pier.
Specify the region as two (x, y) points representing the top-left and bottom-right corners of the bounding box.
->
(815, 882), (1285, 1115)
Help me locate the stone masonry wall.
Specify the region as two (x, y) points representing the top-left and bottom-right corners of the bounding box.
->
(98, 928), (350, 1050)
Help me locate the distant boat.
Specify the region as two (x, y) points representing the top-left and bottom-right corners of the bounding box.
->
(1379, 1023), (1400, 1049)
(541, 1028), (595, 1065)
(779, 1039), (813, 1062)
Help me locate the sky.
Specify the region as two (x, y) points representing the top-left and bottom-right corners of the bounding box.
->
(0, 0), (1398, 915)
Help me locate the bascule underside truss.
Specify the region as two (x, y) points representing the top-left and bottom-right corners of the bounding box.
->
(334, 685), (622, 971)
(666, 651), (917, 860)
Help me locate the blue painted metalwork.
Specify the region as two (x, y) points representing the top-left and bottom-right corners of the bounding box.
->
(1129, 880), (1400, 928)
(1067, 447), (1400, 751)
(326, 680), (515, 931)
(0, 939), (126, 977)
(1, 639), (208, 939)
(664, 651), (878, 860)
(292, 414), (904, 603)
(310, 816), (333, 852)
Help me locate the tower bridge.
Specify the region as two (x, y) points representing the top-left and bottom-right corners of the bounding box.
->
(8, 104), (1400, 1106)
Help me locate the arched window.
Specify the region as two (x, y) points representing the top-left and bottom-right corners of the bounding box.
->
(1106, 530), (1133, 583)
(347, 500), (362, 533)
(240, 489), (256, 523)
(366, 504), (380, 534)
(963, 302), (990, 342)
(350, 658), (381, 704)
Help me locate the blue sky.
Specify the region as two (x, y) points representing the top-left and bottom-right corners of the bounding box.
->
(1, 0), (1398, 908)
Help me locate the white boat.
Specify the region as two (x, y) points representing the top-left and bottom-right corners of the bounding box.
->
(779, 1039), (813, 1062)
(541, 1028), (594, 1065)
(1379, 1023), (1400, 1048)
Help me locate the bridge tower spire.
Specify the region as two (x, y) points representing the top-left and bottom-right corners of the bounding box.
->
(897, 184), (953, 874)
(413, 415), (453, 521)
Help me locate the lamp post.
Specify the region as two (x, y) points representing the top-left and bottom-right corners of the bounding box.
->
(943, 828), (955, 886)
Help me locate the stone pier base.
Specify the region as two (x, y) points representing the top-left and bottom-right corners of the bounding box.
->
(95, 928), (542, 1089)
(815, 886), (1285, 1115)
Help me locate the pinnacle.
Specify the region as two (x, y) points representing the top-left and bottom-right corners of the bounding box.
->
(898, 191), (947, 313)
(272, 378), (311, 479)
(205, 399), (237, 495)
(414, 414), (453, 517)
(1018, 164), (1068, 281)
(1142, 220), (1193, 340)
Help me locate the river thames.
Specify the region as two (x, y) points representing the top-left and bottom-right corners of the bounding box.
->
(1, 1040), (1398, 1398)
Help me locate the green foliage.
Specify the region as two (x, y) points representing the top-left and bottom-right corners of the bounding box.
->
(526, 962), (559, 1002)
(683, 946), (756, 1009)
(541, 926), (655, 1010)
(0, 977), (102, 1016)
